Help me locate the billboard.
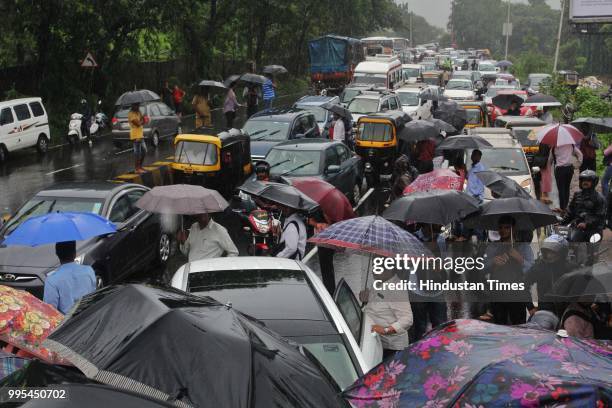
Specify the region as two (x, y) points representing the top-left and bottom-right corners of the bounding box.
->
(569, 0), (612, 23)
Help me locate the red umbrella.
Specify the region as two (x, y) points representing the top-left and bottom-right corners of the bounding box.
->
(288, 178), (355, 223)
(535, 123), (584, 147)
(403, 169), (463, 194)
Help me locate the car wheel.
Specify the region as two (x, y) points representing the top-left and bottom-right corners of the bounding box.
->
(0, 145), (7, 163)
(351, 180), (362, 205)
(151, 131), (160, 148)
(36, 135), (49, 154)
(157, 233), (171, 264)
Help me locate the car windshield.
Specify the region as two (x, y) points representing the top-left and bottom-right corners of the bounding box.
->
(465, 109), (482, 125)
(422, 76), (440, 85)
(266, 149), (321, 176)
(352, 74), (386, 87)
(471, 148), (529, 175)
(175, 140), (218, 165)
(243, 119), (290, 141)
(479, 64), (496, 72)
(341, 89), (363, 104)
(186, 268), (359, 390)
(446, 80), (472, 90)
(357, 122), (393, 142)
(115, 106), (146, 118)
(2, 197), (104, 236)
(512, 127), (539, 147)
(403, 68), (420, 78)
(295, 104), (327, 122)
(348, 98), (379, 115)
(397, 92), (419, 106)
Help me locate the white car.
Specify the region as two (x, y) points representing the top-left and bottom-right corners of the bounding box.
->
(347, 91), (402, 123)
(0, 97), (50, 163)
(443, 79), (476, 101)
(396, 87), (423, 115)
(171, 257), (382, 390)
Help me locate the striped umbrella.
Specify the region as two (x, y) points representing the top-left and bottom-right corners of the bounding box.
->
(535, 123), (584, 147)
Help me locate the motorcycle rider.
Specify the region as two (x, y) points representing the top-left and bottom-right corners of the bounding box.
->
(80, 99), (91, 143)
(254, 160), (271, 182)
(561, 169), (606, 265)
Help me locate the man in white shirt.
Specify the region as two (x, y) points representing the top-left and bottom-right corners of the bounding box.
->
(275, 207), (306, 260)
(332, 113), (345, 143)
(360, 268), (413, 359)
(177, 213), (239, 262)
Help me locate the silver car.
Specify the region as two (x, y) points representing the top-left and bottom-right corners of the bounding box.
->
(111, 101), (180, 148)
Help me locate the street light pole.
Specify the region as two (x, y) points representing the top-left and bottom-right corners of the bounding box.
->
(504, 1), (510, 59)
(553, 0), (565, 72)
(410, 11), (413, 47)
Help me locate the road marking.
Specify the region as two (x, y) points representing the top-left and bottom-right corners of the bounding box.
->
(45, 164), (82, 175)
(302, 187), (374, 265)
(115, 148), (133, 155)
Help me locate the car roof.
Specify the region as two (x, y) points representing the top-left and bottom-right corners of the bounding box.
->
(352, 92), (384, 100)
(447, 78), (472, 82)
(189, 256), (302, 271)
(294, 95), (338, 106)
(34, 182), (143, 200)
(250, 108), (307, 121)
(272, 138), (338, 150)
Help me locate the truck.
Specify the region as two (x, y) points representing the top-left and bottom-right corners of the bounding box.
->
(308, 35), (365, 94)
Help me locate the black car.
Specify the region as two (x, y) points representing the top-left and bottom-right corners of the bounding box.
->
(242, 108), (320, 162)
(111, 101), (181, 148)
(0, 182), (171, 297)
(265, 139), (363, 204)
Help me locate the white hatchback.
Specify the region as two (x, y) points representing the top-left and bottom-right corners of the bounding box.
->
(171, 256), (382, 390)
(0, 97), (51, 162)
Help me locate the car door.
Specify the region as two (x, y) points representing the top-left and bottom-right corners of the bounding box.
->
(124, 188), (159, 266)
(334, 143), (354, 195)
(301, 115), (315, 138)
(334, 278), (383, 369)
(12, 103), (35, 147)
(323, 147), (342, 188)
(149, 103), (165, 136)
(379, 99), (390, 112)
(0, 107), (18, 151)
(388, 96), (399, 111)
(159, 103), (178, 137)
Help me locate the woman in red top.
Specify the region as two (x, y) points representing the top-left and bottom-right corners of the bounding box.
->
(173, 85), (186, 118)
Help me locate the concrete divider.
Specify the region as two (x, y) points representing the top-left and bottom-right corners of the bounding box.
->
(112, 160), (174, 188)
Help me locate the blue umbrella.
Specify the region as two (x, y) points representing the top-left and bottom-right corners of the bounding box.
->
(3, 212), (116, 247)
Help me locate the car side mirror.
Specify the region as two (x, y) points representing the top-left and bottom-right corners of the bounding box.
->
(531, 166), (541, 174)
(590, 233), (602, 244)
(325, 164), (341, 174)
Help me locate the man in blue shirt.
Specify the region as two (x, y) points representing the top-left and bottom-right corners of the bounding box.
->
(466, 149), (486, 202)
(43, 241), (96, 314)
(262, 74), (276, 110)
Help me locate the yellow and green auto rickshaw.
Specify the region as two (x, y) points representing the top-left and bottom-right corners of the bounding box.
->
(171, 128), (252, 196)
(354, 111), (410, 187)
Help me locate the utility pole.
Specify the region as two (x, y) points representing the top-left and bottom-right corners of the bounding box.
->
(410, 11), (413, 47)
(504, 1), (510, 59)
(553, 0), (565, 72)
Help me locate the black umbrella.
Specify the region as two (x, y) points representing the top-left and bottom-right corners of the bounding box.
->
(43, 284), (344, 408)
(239, 181), (319, 212)
(571, 117), (612, 133)
(240, 73), (268, 85)
(198, 80), (227, 89)
(398, 120), (439, 142)
(433, 100), (467, 130)
(322, 102), (351, 120)
(462, 197), (558, 230)
(223, 74), (241, 87)
(428, 118), (457, 134)
(496, 60), (513, 68)
(546, 262), (612, 302)
(420, 90), (448, 102)
(437, 135), (493, 150)
(492, 93), (524, 110)
(263, 65), (288, 75)
(115, 89), (160, 106)
(475, 170), (532, 199)
(383, 190), (480, 225)
(522, 93), (561, 107)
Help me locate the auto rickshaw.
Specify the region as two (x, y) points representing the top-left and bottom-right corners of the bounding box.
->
(422, 70), (444, 87)
(457, 101), (489, 130)
(355, 110), (410, 187)
(171, 128), (253, 196)
(557, 70), (579, 88)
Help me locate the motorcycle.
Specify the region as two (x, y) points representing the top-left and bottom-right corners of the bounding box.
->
(555, 222), (603, 266)
(67, 101), (108, 145)
(235, 207), (281, 256)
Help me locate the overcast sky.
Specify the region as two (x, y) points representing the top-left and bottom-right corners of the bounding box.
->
(399, 0), (561, 28)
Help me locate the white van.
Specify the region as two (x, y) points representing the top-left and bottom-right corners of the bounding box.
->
(352, 55), (403, 90)
(0, 97), (50, 162)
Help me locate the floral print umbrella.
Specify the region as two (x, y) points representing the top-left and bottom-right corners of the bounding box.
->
(343, 319), (612, 408)
(0, 285), (68, 364)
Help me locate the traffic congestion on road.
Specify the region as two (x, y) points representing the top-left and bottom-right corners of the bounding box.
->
(0, 22), (611, 408)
